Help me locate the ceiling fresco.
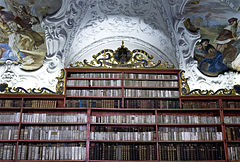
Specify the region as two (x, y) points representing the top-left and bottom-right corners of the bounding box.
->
(184, 0), (240, 76)
(0, 0), (61, 71)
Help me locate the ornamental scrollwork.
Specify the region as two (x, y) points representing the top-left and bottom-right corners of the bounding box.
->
(70, 41), (172, 69)
(180, 71), (240, 96)
(0, 69), (65, 95)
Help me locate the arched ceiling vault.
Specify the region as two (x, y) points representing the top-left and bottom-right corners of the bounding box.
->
(44, 0), (182, 68)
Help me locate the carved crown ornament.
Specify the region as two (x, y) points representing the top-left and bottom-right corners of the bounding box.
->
(70, 41), (173, 69)
(0, 69), (66, 95)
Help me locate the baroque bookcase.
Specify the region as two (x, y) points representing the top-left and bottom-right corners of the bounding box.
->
(0, 44), (240, 162)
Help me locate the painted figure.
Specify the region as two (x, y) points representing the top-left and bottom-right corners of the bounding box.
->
(0, 43), (25, 62)
(195, 39), (228, 76)
(0, 5), (45, 70)
(215, 18), (240, 68)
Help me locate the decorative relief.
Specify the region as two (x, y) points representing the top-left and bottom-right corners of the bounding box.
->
(66, 0), (177, 67)
(70, 41), (172, 69)
(43, 0), (89, 69)
(180, 71), (240, 96)
(0, 69), (65, 95)
(98, 0), (151, 16)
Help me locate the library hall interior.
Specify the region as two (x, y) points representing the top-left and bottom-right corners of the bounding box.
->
(0, 0), (240, 161)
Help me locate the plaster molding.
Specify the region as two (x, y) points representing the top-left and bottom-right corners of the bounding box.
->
(0, 60), (61, 92)
(65, 0), (178, 68)
(171, 0), (240, 93)
(43, 0), (89, 70)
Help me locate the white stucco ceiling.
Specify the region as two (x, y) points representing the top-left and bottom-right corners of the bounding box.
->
(63, 0), (178, 68)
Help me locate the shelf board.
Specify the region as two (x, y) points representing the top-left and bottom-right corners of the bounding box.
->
(67, 77), (122, 80)
(0, 140), (17, 142)
(0, 122), (19, 125)
(123, 86), (179, 89)
(89, 161), (157, 162)
(157, 108), (220, 111)
(124, 97), (179, 99)
(223, 108), (240, 111)
(90, 108), (156, 111)
(157, 123), (221, 126)
(224, 123), (240, 126)
(21, 122), (87, 125)
(158, 160), (226, 162)
(124, 78), (178, 81)
(60, 108), (221, 111)
(0, 107), (21, 110)
(227, 140), (240, 143)
(66, 96), (122, 99)
(23, 107), (88, 111)
(22, 95), (65, 98)
(66, 86), (122, 89)
(90, 123), (156, 126)
(18, 140), (86, 143)
(90, 140), (156, 143)
(90, 159), (157, 161)
(158, 140), (223, 143)
(19, 160), (85, 162)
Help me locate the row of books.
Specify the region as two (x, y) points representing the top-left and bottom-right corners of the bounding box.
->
(224, 116), (240, 123)
(226, 127), (240, 140)
(228, 145), (240, 160)
(181, 101), (218, 109)
(0, 113), (20, 122)
(90, 143), (157, 160)
(92, 126), (155, 132)
(3, 99), (240, 109)
(124, 99), (180, 109)
(66, 89), (122, 97)
(67, 79), (122, 87)
(223, 101), (240, 108)
(21, 126), (87, 140)
(5, 113), (240, 124)
(66, 80), (179, 88)
(0, 100), (21, 107)
(0, 143), (16, 160)
(124, 73), (178, 79)
(158, 127), (222, 141)
(65, 99), (180, 109)
(65, 99), (122, 108)
(124, 80), (178, 87)
(69, 72), (122, 78)
(158, 114), (221, 124)
(90, 131), (155, 141)
(22, 113), (87, 123)
(158, 143), (225, 160)
(66, 89), (180, 97)
(24, 100), (57, 108)
(91, 126), (155, 141)
(17, 143), (86, 160)
(124, 89), (179, 97)
(0, 126), (18, 140)
(91, 115), (156, 124)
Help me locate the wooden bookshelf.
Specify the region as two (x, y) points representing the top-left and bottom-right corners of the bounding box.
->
(0, 68), (240, 161)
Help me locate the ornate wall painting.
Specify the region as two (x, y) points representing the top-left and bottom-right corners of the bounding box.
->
(0, 0), (63, 94)
(184, 0), (240, 77)
(0, 0), (61, 71)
